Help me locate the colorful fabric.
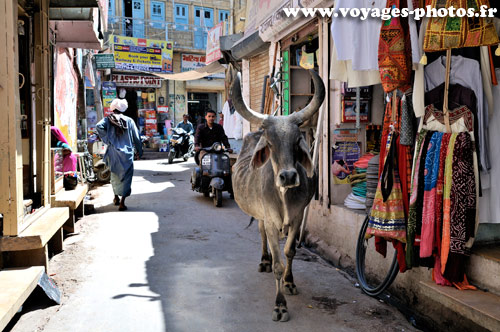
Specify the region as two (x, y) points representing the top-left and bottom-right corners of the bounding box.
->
(444, 132), (476, 282)
(423, 0), (499, 52)
(378, 0), (413, 93)
(435, 133), (451, 255)
(420, 132), (443, 258)
(367, 132), (407, 242)
(406, 131), (433, 268)
(441, 133), (458, 273)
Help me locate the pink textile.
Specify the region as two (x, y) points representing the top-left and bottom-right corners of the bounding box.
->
(63, 154), (77, 173)
(51, 126), (69, 144)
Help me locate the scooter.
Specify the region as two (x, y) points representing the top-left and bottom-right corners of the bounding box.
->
(168, 127), (194, 164)
(191, 142), (233, 207)
(91, 141), (111, 183)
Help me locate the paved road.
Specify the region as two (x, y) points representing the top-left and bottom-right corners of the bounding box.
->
(9, 157), (419, 332)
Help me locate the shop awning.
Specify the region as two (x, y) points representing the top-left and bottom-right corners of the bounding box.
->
(152, 61), (226, 81)
(49, 0), (105, 50)
(230, 30), (270, 60)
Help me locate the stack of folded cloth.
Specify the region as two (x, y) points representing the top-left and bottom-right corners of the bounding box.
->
(344, 154), (374, 210)
(365, 154), (380, 214)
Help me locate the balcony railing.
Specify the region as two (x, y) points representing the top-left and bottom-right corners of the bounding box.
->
(107, 15), (226, 51)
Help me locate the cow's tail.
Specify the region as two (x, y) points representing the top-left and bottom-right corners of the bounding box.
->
(245, 217), (256, 229)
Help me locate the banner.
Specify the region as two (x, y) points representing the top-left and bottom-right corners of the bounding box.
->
(206, 23), (223, 65)
(181, 54), (224, 79)
(102, 82), (117, 117)
(110, 35), (173, 73)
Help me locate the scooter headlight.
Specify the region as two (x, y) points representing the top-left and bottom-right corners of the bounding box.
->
(213, 143), (222, 152)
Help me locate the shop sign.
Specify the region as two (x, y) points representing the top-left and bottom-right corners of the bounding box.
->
(206, 22), (223, 65)
(111, 74), (162, 88)
(102, 81), (117, 117)
(110, 35), (173, 73)
(95, 54), (115, 69)
(182, 54), (224, 79)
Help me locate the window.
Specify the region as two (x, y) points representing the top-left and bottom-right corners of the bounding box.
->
(174, 4), (188, 30)
(108, 0), (115, 22)
(219, 9), (229, 32)
(219, 10), (229, 23)
(151, 1), (165, 28)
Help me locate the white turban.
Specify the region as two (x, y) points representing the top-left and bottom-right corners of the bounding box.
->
(110, 98), (128, 113)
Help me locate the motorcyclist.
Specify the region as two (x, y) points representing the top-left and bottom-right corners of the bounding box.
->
(175, 114), (194, 158)
(194, 109), (232, 164)
(176, 114), (194, 135)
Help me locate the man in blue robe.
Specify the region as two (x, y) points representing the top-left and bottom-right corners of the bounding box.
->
(97, 98), (143, 211)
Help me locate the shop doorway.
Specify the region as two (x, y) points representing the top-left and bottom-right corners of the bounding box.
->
(188, 92), (218, 127)
(121, 88), (139, 122)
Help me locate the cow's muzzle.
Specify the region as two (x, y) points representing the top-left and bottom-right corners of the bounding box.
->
(278, 169), (300, 188)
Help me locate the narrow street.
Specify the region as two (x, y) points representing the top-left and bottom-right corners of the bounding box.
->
(8, 156), (418, 332)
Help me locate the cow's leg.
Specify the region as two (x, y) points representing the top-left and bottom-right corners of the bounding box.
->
(265, 222), (289, 322)
(283, 224), (299, 295)
(258, 219), (272, 273)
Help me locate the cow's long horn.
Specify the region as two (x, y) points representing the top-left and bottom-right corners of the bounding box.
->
(230, 72), (267, 125)
(289, 70), (325, 125)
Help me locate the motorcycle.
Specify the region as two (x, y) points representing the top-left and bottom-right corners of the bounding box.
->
(191, 142), (233, 207)
(168, 127), (194, 164)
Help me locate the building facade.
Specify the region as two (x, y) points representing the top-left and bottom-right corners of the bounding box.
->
(106, 0), (247, 137)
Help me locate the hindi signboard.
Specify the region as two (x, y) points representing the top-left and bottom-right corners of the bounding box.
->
(206, 22), (223, 65)
(110, 35), (173, 72)
(182, 54), (224, 79)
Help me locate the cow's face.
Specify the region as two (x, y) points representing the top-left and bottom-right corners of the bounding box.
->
(251, 117), (313, 188)
(230, 69), (325, 189)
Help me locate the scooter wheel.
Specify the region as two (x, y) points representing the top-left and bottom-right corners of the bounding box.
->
(214, 189), (223, 207)
(168, 150), (175, 164)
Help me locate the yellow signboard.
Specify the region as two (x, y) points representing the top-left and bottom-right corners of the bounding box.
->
(110, 35), (173, 73)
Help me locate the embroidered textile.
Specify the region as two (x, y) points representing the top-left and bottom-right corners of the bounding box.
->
(420, 132), (443, 258)
(378, 0), (413, 93)
(441, 134), (458, 273)
(423, 0), (499, 52)
(367, 132), (407, 242)
(444, 132), (476, 282)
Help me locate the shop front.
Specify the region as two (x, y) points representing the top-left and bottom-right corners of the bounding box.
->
(109, 73), (167, 137)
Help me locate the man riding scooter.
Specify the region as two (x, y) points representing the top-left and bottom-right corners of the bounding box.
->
(168, 114), (194, 162)
(194, 110), (232, 164)
(191, 109), (233, 206)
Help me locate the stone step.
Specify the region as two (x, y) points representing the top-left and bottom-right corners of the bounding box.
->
(420, 280), (500, 332)
(468, 245), (500, 295)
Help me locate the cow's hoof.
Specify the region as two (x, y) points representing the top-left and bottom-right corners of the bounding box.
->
(258, 262), (272, 273)
(284, 282), (298, 295)
(272, 306), (289, 322)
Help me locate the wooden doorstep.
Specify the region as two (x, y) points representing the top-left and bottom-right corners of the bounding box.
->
(50, 184), (88, 210)
(0, 207), (69, 252)
(420, 280), (500, 332)
(0, 267), (44, 331)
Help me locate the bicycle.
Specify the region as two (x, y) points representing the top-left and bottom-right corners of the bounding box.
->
(355, 214), (400, 296)
(77, 140), (97, 183)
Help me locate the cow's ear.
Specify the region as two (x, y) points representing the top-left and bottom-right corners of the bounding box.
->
(251, 136), (270, 169)
(298, 138), (314, 177)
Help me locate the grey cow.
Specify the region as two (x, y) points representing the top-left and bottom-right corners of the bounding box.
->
(230, 70), (326, 322)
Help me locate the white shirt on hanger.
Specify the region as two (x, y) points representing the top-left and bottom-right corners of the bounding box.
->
(331, 0), (387, 72)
